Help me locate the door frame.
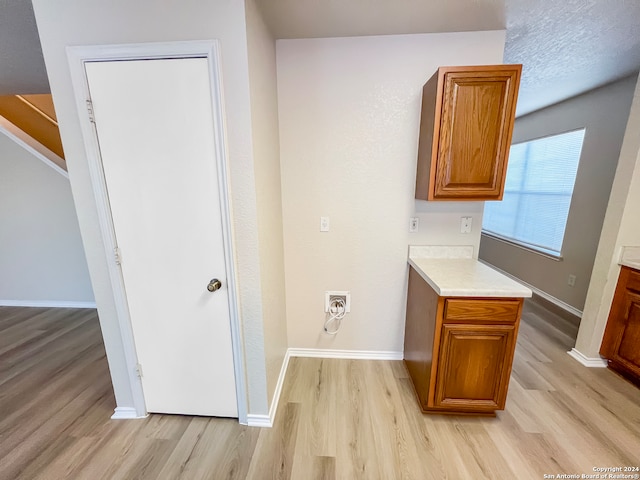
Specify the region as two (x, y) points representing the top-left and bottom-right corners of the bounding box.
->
(67, 41), (248, 423)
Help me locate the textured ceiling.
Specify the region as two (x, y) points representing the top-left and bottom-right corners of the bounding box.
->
(256, 0), (640, 116)
(505, 0), (640, 115)
(0, 0), (49, 94)
(1, 0), (639, 115)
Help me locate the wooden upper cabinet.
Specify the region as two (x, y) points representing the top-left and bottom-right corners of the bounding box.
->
(415, 65), (522, 201)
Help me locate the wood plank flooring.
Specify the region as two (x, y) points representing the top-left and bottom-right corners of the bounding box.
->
(1, 304), (639, 479)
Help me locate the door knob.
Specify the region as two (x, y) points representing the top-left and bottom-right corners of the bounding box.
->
(207, 278), (222, 292)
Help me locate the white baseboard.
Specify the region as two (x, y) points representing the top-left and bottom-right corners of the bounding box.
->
(478, 261), (583, 318)
(0, 300), (97, 309)
(246, 414), (271, 427)
(288, 348), (403, 360)
(567, 348), (608, 368)
(111, 407), (147, 419)
(268, 349), (291, 425)
(246, 349), (292, 428)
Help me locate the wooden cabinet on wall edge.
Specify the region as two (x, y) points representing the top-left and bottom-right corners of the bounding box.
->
(415, 64), (522, 201)
(404, 266), (523, 415)
(600, 266), (640, 386)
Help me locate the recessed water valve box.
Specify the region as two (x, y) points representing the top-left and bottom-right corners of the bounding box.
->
(325, 291), (351, 313)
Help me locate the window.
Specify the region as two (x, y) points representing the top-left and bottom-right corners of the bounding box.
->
(482, 128), (586, 257)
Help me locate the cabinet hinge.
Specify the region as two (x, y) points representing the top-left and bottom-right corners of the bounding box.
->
(86, 99), (95, 123)
(114, 246), (122, 265)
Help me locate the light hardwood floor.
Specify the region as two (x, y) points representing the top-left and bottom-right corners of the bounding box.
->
(1, 304), (639, 479)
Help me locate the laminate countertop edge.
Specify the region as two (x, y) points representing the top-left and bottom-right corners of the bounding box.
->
(408, 257), (533, 298)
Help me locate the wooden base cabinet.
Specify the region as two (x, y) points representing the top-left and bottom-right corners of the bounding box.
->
(404, 266), (523, 415)
(600, 266), (640, 386)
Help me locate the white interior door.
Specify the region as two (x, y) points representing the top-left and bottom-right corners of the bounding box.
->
(84, 57), (237, 417)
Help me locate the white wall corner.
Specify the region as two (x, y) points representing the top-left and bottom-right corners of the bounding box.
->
(567, 348), (608, 368)
(111, 407), (147, 420)
(246, 349), (291, 428)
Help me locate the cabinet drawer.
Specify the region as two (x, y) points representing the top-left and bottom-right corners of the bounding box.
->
(443, 299), (520, 323)
(626, 267), (640, 293)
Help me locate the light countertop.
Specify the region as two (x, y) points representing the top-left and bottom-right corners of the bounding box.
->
(408, 246), (532, 298)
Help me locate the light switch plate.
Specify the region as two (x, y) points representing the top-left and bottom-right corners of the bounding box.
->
(320, 216), (330, 232)
(409, 217), (419, 233)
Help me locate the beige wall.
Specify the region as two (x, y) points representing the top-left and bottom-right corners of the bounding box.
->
(277, 31), (505, 352)
(0, 132), (93, 304)
(245, 0), (288, 409)
(576, 75), (640, 358)
(32, 0), (270, 415)
(479, 75), (637, 311)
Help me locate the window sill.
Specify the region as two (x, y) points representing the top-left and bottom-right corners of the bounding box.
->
(481, 231), (563, 262)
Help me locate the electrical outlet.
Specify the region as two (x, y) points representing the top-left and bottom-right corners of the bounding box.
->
(568, 274), (576, 287)
(320, 216), (330, 232)
(325, 291), (351, 313)
(409, 217), (419, 233)
(460, 216), (472, 234)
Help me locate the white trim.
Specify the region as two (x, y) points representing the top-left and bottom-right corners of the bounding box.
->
(246, 414), (271, 427)
(0, 115), (68, 178)
(244, 349), (291, 428)
(478, 260), (583, 318)
(567, 348), (608, 368)
(66, 41), (221, 62)
(268, 350), (291, 425)
(0, 300), (96, 309)
(110, 407), (147, 420)
(66, 41), (248, 423)
(288, 348), (404, 360)
(205, 42), (249, 425)
(68, 44), (148, 419)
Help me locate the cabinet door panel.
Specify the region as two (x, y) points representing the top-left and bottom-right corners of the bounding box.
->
(434, 68), (520, 200)
(612, 294), (640, 376)
(439, 78), (505, 189)
(435, 324), (515, 410)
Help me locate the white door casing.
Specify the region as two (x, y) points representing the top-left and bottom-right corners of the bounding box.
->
(67, 42), (246, 421)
